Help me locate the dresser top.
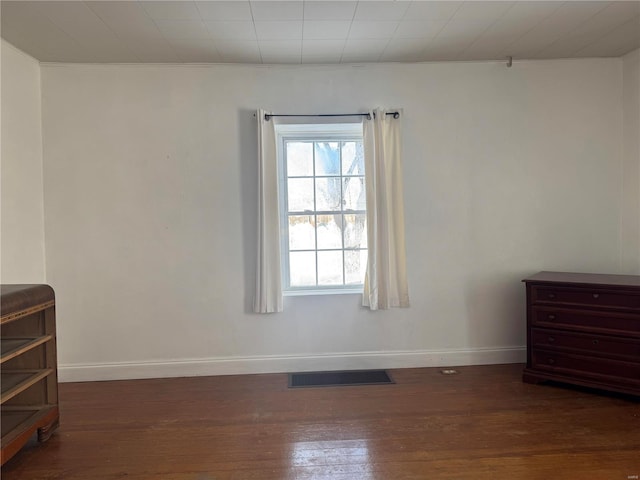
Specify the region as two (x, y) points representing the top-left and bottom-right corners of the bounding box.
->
(523, 271), (640, 288)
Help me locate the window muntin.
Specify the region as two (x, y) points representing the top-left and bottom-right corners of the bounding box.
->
(277, 124), (366, 293)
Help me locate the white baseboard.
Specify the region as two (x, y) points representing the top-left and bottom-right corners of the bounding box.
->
(58, 346), (526, 383)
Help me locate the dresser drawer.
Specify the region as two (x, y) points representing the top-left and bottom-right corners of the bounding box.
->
(531, 328), (640, 360)
(531, 307), (640, 337)
(524, 272), (640, 396)
(531, 286), (640, 310)
(531, 350), (640, 384)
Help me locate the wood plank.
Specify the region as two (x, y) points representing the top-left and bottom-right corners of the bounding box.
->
(0, 336), (53, 364)
(1, 364), (638, 479)
(0, 407), (55, 439)
(0, 370), (53, 404)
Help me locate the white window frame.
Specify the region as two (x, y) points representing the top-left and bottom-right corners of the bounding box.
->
(276, 122), (366, 296)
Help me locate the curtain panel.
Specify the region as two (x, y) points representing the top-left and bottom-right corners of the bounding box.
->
(254, 109), (283, 313)
(363, 109), (410, 310)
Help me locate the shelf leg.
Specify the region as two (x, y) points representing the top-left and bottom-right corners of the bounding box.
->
(37, 418), (59, 443)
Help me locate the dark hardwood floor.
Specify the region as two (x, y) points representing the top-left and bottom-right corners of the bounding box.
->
(2, 364), (638, 479)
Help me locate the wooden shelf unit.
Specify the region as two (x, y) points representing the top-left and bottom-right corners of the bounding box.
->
(1, 285), (59, 465)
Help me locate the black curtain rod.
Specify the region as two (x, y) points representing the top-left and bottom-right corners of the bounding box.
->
(264, 112), (399, 121)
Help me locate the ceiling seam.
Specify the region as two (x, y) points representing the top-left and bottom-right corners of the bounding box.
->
(138, 0), (182, 63)
(85, 1), (143, 63)
(528, 1), (612, 59)
(574, 15), (640, 58)
(193, 0), (224, 63)
(248, 1), (263, 64)
(497, 1), (565, 61)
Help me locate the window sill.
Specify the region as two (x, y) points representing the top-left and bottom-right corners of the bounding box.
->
(284, 288), (363, 297)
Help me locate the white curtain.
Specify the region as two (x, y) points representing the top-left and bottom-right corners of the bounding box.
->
(254, 109), (283, 313)
(362, 109), (410, 310)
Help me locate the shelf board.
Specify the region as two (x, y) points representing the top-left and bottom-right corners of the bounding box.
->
(0, 301), (55, 325)
(2, 408), (42, 438)
(1, 336), (52, 364)
(1, 405), (58, 448)
(1, 370), (53, 405)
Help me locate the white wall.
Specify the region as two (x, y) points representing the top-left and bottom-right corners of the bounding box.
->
(622, 48), (640, 273)
(40, 59), (626, 382)
(0, 40), (46, 283)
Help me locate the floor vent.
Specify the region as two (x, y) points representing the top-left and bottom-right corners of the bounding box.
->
(288, 370), (394, 388)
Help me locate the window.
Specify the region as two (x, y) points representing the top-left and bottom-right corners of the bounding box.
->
(255, 108), (407, 313)
(276, 123), (367, 294)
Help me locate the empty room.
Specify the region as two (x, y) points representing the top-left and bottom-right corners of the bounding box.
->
(1, 1), (639, 479)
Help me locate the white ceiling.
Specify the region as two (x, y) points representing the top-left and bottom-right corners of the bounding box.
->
(1, 1), (639, 64)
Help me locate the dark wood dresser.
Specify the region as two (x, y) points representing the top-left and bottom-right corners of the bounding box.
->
(1, 285), (59, 465)
(523, 271), (640, 396)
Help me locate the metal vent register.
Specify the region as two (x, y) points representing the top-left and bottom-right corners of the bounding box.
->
(289, 370), (394, 388)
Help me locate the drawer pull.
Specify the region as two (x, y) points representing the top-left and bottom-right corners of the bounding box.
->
(548, 358), (555, 365)
(547, 314), (556, 320)
(592, 293), (600, 299)
(547, 293), (556, 299)
(548, 337), (555, 343)
(592, 339), (599, 345)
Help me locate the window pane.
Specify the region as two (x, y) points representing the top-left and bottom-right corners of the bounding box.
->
(288, 178), (314, 212)
(345, 250), (367, 285)
(317, 214), (342, 250)
(278, 125), (366, 292)
(343, 177), (366, 211)
(316, 178), (341, 211)
(342, 141), (364, 176)
(288, 215), (315, 251)
(287, 142), (313, 176)
(315, 142), (340, 176)
(317, 251), (343, 285)
(344, 214), (367, 249)
(290, 251), (316, 287)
